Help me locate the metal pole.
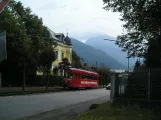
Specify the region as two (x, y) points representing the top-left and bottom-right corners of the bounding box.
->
(22, 58), (26, 92)
(128, 50), (130, 73)
(148, 68), (151, 100)
(106, 75), (108, 86)
(148, 68), (151, 108)
(128, 57), (129, 73)
(0, 71), (2, 88)
(0, 61), (2, 88)
(96, 61), (97, 69)
(110, 74), (115, 103)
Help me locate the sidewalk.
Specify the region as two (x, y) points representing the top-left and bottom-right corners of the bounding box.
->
(18, 96), (109, 120)
(0, 87), (64, 96)
(0, 87), (105, 96)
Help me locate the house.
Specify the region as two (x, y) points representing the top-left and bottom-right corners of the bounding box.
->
(36, 29), (72, 75)
(48, 29), (72, 73)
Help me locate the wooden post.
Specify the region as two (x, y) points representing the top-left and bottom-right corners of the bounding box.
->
(0, 72), (2, 88)
(148, 68), (151, 108)
(46, 71), (49, 92)
(110, 74), (116, 103)
(22, 58), (26, 92)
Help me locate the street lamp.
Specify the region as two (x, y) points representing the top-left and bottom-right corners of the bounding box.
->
(104, 38), (116, 41)
(104, 38), (130, 73)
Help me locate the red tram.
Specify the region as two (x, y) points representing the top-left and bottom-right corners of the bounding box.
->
(63, 68), (99, 89)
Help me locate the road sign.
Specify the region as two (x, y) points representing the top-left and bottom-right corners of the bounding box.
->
(0, 72), (1, 87)
(0, 0), (10, 13)
(0, 31), (7, 62)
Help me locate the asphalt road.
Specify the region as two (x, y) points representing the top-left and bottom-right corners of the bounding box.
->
(0, 88), (110, 120)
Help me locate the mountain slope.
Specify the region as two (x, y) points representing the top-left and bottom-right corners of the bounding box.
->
(71, 38), (126, 69)
(85, 34), (137, 67)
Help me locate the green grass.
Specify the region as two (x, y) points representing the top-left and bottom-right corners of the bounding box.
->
(19, 109), (63, 120)
(73, 103), (161, 120)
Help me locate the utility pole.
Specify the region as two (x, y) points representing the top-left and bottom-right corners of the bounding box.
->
(96, 61), (97, 69)
(128, 50), (130, 73)
(22, 58), (26, 92)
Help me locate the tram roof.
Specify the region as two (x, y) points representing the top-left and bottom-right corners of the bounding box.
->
(70, 68), (99, 76)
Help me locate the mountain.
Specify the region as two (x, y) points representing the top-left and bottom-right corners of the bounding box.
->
(85, 34), (137, 68)
(71, 38), (126, 69)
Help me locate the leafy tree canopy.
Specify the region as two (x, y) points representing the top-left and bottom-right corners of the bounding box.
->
(0, 0), (56, 86)
(72, 50), (83, 68)
(0, 0), (56, 69)
(103, 0), (161, 58)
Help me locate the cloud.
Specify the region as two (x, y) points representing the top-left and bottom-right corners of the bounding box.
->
(81, 40), (87, 43)
(21, 0), (124, 41)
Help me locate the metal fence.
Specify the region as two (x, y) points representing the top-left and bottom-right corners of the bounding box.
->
(111, 68), (161, 109)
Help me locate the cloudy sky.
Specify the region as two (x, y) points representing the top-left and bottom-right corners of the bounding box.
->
(21, 0), (123, 42)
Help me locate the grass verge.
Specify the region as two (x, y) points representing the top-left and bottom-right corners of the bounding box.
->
(73, 102), (161, 120)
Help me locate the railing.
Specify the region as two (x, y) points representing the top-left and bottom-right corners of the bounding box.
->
(111, 68), (161, 109)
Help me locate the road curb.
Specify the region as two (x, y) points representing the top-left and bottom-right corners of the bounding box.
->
(0, 88), (105, 98)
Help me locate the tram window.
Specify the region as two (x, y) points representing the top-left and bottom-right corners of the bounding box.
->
(93, 76), (96, 80)
(81, 74), (90, 79)
(70, 73), (74, 78)
(81, 74), (85, 79)
(91, 76), (94, 80)
(87, 75), (91, 79)
(73, 73), (77, 78)
(86, 75), (89, 79)
(82, 74), (87, 79)
(84, 74), (87, 79)
(85, 74), (88, 79)
(66, 71), (74, 78)
(81, 75), (83, 79)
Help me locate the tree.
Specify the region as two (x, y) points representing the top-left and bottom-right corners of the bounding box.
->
(0, 0), (57, 88)
(38, 47), (56, 91)
(83, 63), (88, 69)
(144, 36), (161, 68)
(103, 0), (161, 67)
(58, 58), (71, 75)
(72, 50), (82, 68)
(0, 1), (32, 88)
(96, 66), (110, 87)
(133, 60), (141, 71)
(53, 51), (82, 76)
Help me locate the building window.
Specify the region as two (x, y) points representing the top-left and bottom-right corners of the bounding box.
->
(55, 51), (58, 59)
(62, 52), (64, 59)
